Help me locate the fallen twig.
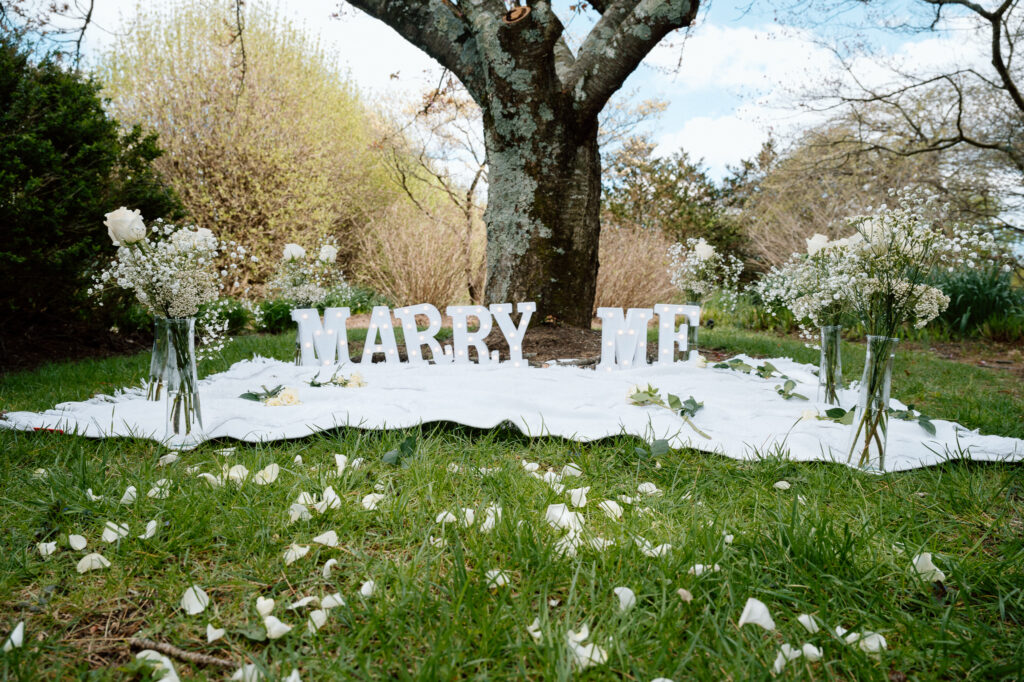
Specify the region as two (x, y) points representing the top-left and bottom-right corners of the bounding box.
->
(128, 637), (235, 669)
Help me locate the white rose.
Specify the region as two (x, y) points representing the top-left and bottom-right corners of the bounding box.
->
(805, 233), (829, 256)
(104, 207), (146, 246)
(282, 243), (306, 261)
(693, 239), (715, 260)
(318, 244), (338, 263)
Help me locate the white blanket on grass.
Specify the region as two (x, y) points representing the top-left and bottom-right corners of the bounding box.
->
(2, 355), (1021, 472)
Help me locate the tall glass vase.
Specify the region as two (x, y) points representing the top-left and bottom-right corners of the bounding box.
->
(147, 318), (170, 401)
(817, 325), (843, 406)
(848, 335), (898, 472)
(685, 294), (701, 362)
(164, 317), (203, 449)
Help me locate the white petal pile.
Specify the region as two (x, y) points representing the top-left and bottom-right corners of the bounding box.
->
(737, 597), (775, 630)
(612, 586), (636, 612)
(180, 585), (210, 615)
(283, 544), (310, 565)
(545, 504), (583, 532)
(288, 503), (311, 524)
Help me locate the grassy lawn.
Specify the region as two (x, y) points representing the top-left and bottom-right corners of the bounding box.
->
(1, 328), (1022, 680)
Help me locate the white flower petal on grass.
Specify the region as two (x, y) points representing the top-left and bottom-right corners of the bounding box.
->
(480, 505), (502, 533)
(436, 511), (458, 525)
(147, 479), (171, 499)
(206, 623), (225, 643)
(139, 520), (158, 540)
(230, 663), (262, 681)
(296, 491), (316, 505)
(772, 643), (803, 674)
(478, 466), (501, 475)
(76, 553), (110, 573)
(350, 457), (365, 470)
(180, 585), (210, 615)
(69, 534), (87, 550)
(587, 535), (614, 551)
(446, 462), (461, 473)
(101, 521), (130, 543)
(334, 454), (348, 474)
(253, 463), (280, 485)
(185, 465), (202, 475)
(157, 453), (179, 466)
(263, 615), (292, 639)
(676, 588), (693, 603)
(37, 541), (57, 558)
(638, 482), (662, 496)
(485, 570), (511, 589)
(521, 461), (540, 472)
(773, 480), (791, 490)
(322, 559), (338, 579)
(612, 586), (636, 612)
(215, 447), (236, 456)
(554, 530), (582, 558)
(545, 504), (584, 532)
(846, 631), (887, 655)
(32, 468), (49, 479)
(913, 553), (946, 582)
(360, 580), (376, 598)
(566, 626), (607, 670)
(312, 530), (339, 547)
(687, 563), (721, 577)
(225, 465), (250, 485)
(283, 670), (301, 682)
(288, 596), (320, 610)
(288, 504), (311, 524)
(568, 487), (590, 508)
(560, 464), (583, 478)
(797, 613), (820, 634)
(737, 597), (776, 630)
(429, 536), (447, 548)
(119, 486), (137, 505)
(256, 596), (275, 617)
(361, 493), (385, 511)
(461, 508), (475, 527)
(197, 473), (222, 488)
(723, 533), (734, 545)
(3, 621), (24, 651)
(136, 650), (180, 682)
(526, 618), (543, 643)
(283, 544), (310, 565)
(307, 609), (327, 634)
(597, 500), (623, 520)
(314, 486), (342, 513)
(618, 495), (636, 505)
(802, 642), (823, 660)
(635, 538), (672, 558)
(86, 488), (103, 502)
(293, 455), (304, 466)
(321, 593), (346, 609)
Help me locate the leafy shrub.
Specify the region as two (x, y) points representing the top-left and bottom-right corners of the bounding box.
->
(257, 300), (296, 334)
(930, 265), (1024, 337)
(324, 285), (392, 314)
(0, 31), (181, 335)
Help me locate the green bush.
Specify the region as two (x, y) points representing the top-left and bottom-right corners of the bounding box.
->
(929, 265), (1024, 338)
(324, 285), (392, 314)
(0, 30), (182, 334)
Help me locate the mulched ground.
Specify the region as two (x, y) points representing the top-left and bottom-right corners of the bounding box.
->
(0, 319), (149, 375)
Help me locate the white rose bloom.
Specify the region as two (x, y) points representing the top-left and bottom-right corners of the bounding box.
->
(693, 239), (715, 260)
(282, 243), (306, 261)
(318, 244), (338, 263)
(104, 207), (146, 246)
(805, 233), (829, 256)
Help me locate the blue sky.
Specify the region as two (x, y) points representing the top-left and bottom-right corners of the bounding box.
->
(68, 0), (990, 179)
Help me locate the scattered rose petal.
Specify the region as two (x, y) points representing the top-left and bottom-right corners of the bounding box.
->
(180, 585), (209, 615)
(321, 593), (345, 609)
(284, 544), (310, 565)
(772, 643), (803, 674)
(429, 535), (447, 548)
(69, 534), (87, 550)
(157, 453), (179, 466)
(773, 480), (791, 490)
(288, 596), (320, 610)
(526, 618), (543, 643)
(253, 463), (280, 485)
(545, 504), (584, 532)
(723, 533), (734, 545)
(101, 521), (129, 543)
(588, 535), (614, 551)
(638, 482), (662, 496)
(554, 530), (582, 557)
(478, 466), (500, 475)
(334, 454), (347, 474)
(216, 447), (236, 456)
(676, 588), (693, 603)
(256, 596), (275, 617)
(263, 615), (292, 639)
(461, 508), (475, 527)
(797, 613), (820, 634)
(185, 465), (202, 474)
(147, 479), (171, 499)
(86, 488), (103, 502)
(480, 505), (502, 533)
(138, 520), (158, 540)
(560, 464), (583, 477)
(119, 486), (137, 505)
(76, 553), (110, 573)
(436, 511), (458, 525)
(307, 608), (327, 634)
(361, 493), (385, 511)
(322, 558), (338, 579)
(913, 553), (946, 582)
(548, 598), (560, 607)
(688, 563), (721, 576)
(598, 500), (623, 520)
(136, 650), (180, 682)
(567, 486), (589, 508)
(313, 530), (339, 547)
(618, 495), (636, 505)
(360, 580), (376, 598)
(737, 597), (776, 630)
(37, 541), (57, 558)
(197, 473), (222, 488)
(288, 504), (311, 524)
(846, 631), (887, 655)
(350, 457), (365, 469)
(32, 468), (49, 479)
(446, 462), (460, 473)
(612, 586), (636, 612)
(635, 538), (671, 557)
(313, 486), (341, 513)
(566, 626), (607, 669)
(230, 663), (262, 681)
(802, 642), (823, 660)
(206, 623), (225, 643)
(485, 569), (511, 589)
(3, 621), (24, 651)
(521, 461), (540, 472)
(283, 670), (301, 682)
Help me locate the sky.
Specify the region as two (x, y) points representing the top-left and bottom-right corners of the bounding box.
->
(64, 0), (993, 180)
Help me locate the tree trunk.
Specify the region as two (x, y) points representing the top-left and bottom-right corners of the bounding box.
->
(482, 115), (601, 328)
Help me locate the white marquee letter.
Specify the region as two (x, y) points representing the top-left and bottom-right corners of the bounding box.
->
(489, 302), (535, 367)
(394, 304), (450, 365)
(360, 306), (401, 364)
(653, 303), (700, 365)
(446, 305), (493, 364)
(597, 307), (653, 370)
(291, 307), (351, 366)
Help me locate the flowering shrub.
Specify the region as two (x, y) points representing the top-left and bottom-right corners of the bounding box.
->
(666, 237), (743, 305)
(266, 239), (351, 308)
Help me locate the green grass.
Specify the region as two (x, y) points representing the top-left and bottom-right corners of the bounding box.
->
(1, 327), (1022, 680)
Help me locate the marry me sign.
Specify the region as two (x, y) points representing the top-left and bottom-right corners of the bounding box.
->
(291, 302), (700, 370)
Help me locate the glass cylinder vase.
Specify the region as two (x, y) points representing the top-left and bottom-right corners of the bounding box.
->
(847, 335), (898, 472)
(147, 317), (170, 401)
(817, 325), (844, 406)
(685, 296), (701, 362)
(164, 317), (203, 449)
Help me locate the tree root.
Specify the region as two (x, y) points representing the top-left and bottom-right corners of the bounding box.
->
(128, 637), (235, 669)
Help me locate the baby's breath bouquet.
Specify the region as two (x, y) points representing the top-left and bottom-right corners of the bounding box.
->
(266, 239), (350, 308)
(89, 207), (249, 448)
(666, 237), (744, 306)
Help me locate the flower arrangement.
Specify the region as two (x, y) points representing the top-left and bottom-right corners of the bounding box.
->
(266, 239), (350, 308)
(666, 237), (743, 306)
